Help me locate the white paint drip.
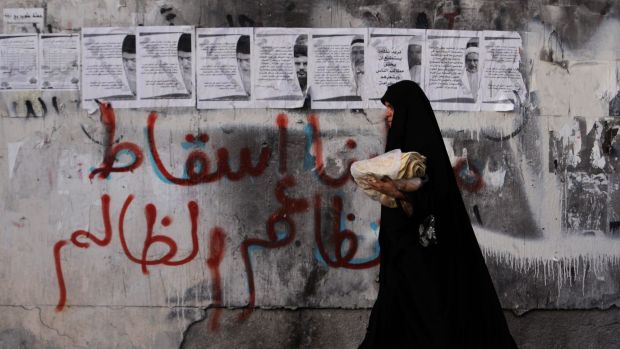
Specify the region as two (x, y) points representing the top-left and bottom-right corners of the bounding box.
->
(443, 138), (456, 164)
(436, 111), (519, 138)
(475, 226), (620, 298)
(590, 121), (606, 170)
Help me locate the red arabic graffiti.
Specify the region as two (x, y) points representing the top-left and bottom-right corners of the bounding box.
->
(70, 194), (113, 248)
(314, 194), (380, 269)
(307, 113), (356, 187)
(118, 195), (199, 274)
(89, 102), (144, 180)
(53, 194), (202, 312)
(147, 112), (271, 185)
(237, 114), (376, 320)
(57, 105), (378, 324)
(54, 194), (112, 311)
(277, 113), (288, 174)
(87, 105), (271, 184)
(206, 227), (226, 331)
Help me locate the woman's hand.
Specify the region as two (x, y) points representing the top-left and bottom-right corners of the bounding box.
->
(393, 177), (424, 192)
(365, 176), (406, 199)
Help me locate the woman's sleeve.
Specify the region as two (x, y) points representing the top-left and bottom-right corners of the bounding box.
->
(402, 156), (451, 222)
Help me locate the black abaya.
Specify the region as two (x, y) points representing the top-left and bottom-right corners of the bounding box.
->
(359, 81), (517, 348)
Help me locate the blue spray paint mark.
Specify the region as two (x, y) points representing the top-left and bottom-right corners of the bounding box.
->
(181, 157), (203, 179)
(248, 244), (264, 255)
(181, 141), (206, 150)
(276, 230), (288, 241)
(313, 195), (381, 266)
(244, 229), (290, 292)
(144, 128), (174, 184)
(312, 237), (380, 267)
(313, 247), (329, 267)
(247, 230), (288, 257)
(88, 166), (112, 180)
(347, 238), (380, 265)
(303, 123), (316, 171)
(338, 206), (380, 265)
(370, 222), (379, 236)
(339, 199), (347, 229)
(117, 148), (137, 164)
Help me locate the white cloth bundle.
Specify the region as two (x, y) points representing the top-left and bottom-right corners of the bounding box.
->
(351, 149), (426, 208)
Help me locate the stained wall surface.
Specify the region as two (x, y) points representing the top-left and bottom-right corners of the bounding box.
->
(1, 0), (619, 348)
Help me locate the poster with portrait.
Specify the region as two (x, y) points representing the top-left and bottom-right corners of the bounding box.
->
(39, 34), (80, 90)
(0, 34), (38, 90)
(136, 26), (195, 108)
(309, 28), (367, 109)
(81, 27), (137, 109)
(196, 27), (253, 109)
(367, 28), (426, 109)
(253, 27), (309, 108)
(480, 31), (527, 111)
(424, 30), (483, 111)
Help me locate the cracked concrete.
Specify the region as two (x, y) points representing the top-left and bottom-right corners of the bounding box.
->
(180, 308), (620, 349)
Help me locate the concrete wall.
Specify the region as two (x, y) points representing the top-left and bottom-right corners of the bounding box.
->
(1, 0), (619, 348)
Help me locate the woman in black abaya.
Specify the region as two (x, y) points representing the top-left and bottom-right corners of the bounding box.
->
(359, 81), (517, 348)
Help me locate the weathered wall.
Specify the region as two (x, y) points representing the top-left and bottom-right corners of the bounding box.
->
(1, 0), (620, 348)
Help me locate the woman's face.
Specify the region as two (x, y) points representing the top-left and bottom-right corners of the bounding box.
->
(384, 102), (394, 128)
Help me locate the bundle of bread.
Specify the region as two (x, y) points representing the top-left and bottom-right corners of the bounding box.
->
(350, 149), (426, 208)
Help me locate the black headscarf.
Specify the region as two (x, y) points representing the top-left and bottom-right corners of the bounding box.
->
(382, 80), (448, 166)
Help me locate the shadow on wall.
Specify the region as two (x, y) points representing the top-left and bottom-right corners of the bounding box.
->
(0, 328), (59, 349)
(450, 134), (542, 239)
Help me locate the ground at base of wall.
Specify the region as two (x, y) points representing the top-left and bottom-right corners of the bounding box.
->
(182, 307), (620, 349)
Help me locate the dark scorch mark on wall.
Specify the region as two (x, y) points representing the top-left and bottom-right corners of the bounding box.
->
(25, 98), (47, 118)
(52, 96), (59, 113)
(226, 14), (256, 27)
(415, 12), (429, 29)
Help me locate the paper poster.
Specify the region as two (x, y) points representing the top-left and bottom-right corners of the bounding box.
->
(480, 31), (527, 111)
(367, 28), (426, 108)
(425, 30), (482, 111)
(0, 34), (38, 90)
(253, 28), (309, 108)
(310, 28), (367, 109)
(39, 34), (80, 90)
(3, 8), (44, 34)
(137, 26), (195, 107)
(196, 28), (253, 109)
(81, 27), (137, 109)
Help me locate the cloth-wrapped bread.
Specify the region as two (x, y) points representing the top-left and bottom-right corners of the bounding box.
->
(350, 149), (426, 208)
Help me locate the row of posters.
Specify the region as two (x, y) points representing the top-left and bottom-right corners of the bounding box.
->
(0, 33), (79, 90)
(0, 27), (527, 111)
